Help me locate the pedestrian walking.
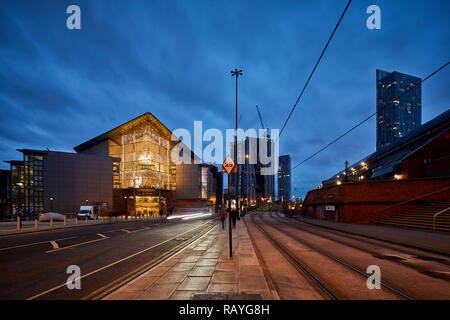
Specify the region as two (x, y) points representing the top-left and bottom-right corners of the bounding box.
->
(219, 205), (227, 230)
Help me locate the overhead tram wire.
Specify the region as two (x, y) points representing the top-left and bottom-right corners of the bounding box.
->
(290, 61), (450, 172)
(277, 0), (352, 140)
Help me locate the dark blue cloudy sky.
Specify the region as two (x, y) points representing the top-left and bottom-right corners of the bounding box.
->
(1, 0), (449, 198)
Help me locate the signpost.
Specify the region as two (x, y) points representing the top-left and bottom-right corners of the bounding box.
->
(222, 155), (237, 258)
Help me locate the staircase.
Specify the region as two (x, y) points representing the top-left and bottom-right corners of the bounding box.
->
(375, 201), (450, 232)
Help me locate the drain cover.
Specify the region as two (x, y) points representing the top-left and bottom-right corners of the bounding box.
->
(192, 293), (263, 300)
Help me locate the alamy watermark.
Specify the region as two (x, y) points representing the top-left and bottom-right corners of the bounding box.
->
(366, 5), (381, 30)
(171, 123), (279, 175)
(66, 265), (81, 290)
(366, 265), (381, 290)
(66, 5), (81, 30)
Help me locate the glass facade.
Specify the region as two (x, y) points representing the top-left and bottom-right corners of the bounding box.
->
(9, 152), (44, 218)
(376, 69), (422, 150)
(201, 167), (208, 199)
(135, 191), (160, 216)
(278, 155), (291, 202)
(10, 162), (24, 216)
(108, 124), (175, 190)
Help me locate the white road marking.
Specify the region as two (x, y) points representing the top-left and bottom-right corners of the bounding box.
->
(28, 222), (211, 300)
(49, 241), (59, 249)
(120, 229), (131, 233)
(45, 237), (109, 253)
(0, 237), (76, 252)
(97, 233), (107, 238)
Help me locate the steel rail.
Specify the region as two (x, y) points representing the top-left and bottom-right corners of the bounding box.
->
(252, 210), (414, 300)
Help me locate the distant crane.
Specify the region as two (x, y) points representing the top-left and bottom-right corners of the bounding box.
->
(256, 105), (270, 138)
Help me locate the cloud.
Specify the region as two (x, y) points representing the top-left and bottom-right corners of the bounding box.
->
(0, 0), (449, 199)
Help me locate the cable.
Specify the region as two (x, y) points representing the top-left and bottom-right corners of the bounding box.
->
(291, 61), (450, 171)
(278, 0), (352, 138)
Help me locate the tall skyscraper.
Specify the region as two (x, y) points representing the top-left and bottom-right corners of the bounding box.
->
(278, 155), (291, 202)
(376, 69), (422, 150)
(230, 136), (275, 206)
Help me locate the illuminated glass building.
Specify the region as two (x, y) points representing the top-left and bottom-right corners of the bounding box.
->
(278, 155), (291, 202)
(376, 69), (422, 151)
(74, 112), (220, 216)
(74, 113), (178, 216)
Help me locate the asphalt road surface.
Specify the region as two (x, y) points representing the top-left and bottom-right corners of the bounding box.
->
(0, 216), (216, 300)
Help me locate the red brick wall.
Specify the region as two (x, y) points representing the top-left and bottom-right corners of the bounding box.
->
(303, 178), (450, 223)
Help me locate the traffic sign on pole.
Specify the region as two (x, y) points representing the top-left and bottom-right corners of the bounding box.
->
(222, 154), (237, 174)
(222, 155), (236, 258)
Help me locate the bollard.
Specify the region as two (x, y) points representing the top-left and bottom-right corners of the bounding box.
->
(35, 219), (38, 230)
(94, 215), (97, 223)
(76, 216), (78, 224)
(50, 218), (53, 228)
(85, 217), (88, 224)
(17, 216), (21, 231)
(64, 216), (67, 226)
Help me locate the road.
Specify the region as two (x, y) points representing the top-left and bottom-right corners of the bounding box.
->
(246, 208), (450, 300)
(0, 216), (216, 300)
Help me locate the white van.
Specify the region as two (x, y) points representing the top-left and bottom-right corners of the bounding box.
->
(77, 206), (97, 219)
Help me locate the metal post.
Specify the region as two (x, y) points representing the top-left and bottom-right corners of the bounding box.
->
(17, 216), (20, 231)
(231, 68), (243, 222)
(64, 216), (66, 226)
(235, 73), (239, 221)
(34, 219), (38, 230)
(228, 173), (232, 258)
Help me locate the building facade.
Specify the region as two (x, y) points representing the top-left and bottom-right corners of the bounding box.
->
(323, 109), (450, 187)
(74, 112), (217, 216)
(0, 169), (11, 220)
(376, 69), (422, 151)
(230, 136), (275, 207)
(278, 155), (291, 202)
(5, 150), (117, 218)
(176, 163), (223, 212)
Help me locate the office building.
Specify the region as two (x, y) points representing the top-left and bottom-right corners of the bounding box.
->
(278, 155), (291, 202)
(5, 149), (117, 218)
(376, 69), (422, 150)
(230, 136), (275, 207)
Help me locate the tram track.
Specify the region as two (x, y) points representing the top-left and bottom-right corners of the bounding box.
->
(248, 210), (415, 300)
(270, 211), (450, 269)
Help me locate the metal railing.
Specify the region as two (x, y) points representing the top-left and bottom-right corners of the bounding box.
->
(433, 206), (450, 231)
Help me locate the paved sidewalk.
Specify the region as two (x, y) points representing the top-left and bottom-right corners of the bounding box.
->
(295, 216), (450, 255)
(105, 219), (275, 300)
(0, 216), (163, 236)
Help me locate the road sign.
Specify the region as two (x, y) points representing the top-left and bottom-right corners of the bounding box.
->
(222, 155), (237, 174)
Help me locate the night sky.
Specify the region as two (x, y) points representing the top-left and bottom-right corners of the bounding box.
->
(1, 0), (449, 198)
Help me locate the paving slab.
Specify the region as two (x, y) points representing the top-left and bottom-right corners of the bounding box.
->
(104, 218), (275, 300)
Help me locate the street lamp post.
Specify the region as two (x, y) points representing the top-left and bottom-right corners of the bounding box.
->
(345, 161), (349, 182)
(50, 197), (54, 212)
(231, 68), (242, 223)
